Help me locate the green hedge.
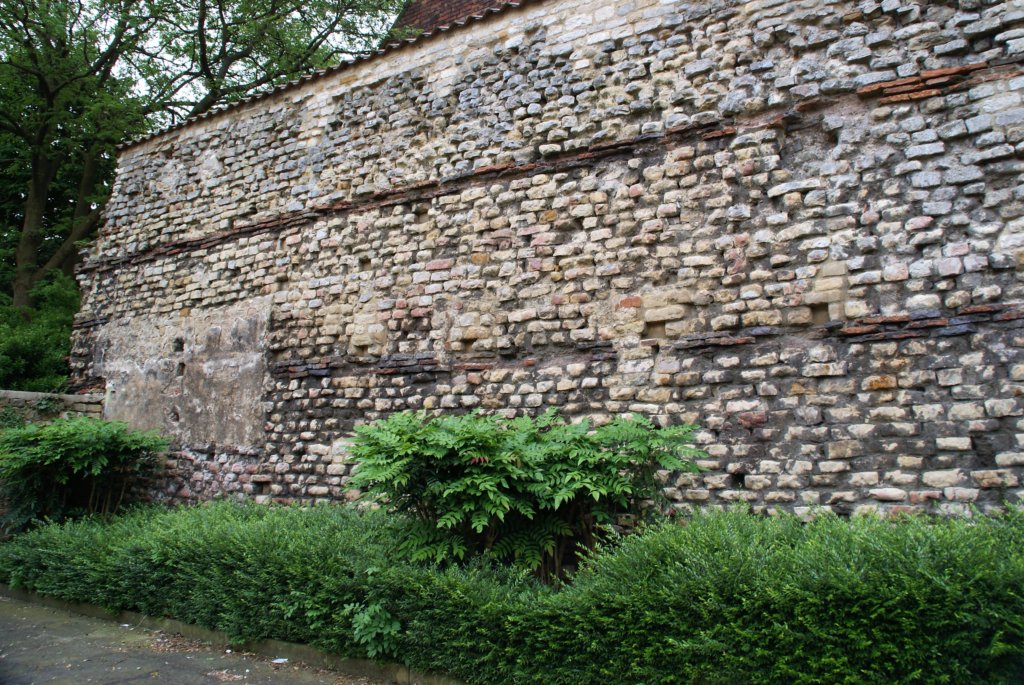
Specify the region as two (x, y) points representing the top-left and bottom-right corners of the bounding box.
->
(1, 504), (1022, 684)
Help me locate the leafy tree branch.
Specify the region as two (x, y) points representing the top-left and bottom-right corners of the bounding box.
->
(0, 0), (409, 310)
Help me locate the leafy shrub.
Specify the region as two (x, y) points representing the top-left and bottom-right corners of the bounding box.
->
(0, 273), (79, 392)
(513, 511), (1024, 685)
(0, 503), (436, 656)
(0, 417), (167, 532)
(343, 600), (401, 658)
(0, 406), (24, 429)
(0, 505), (1021, 684)
(348, 409), (703, 579)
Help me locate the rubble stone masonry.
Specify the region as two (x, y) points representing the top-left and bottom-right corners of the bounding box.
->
(73, 0), (1024, 515)
(0, 391), (104, 423)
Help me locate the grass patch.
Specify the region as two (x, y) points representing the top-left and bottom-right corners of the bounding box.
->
(1, 503), (1021, 684)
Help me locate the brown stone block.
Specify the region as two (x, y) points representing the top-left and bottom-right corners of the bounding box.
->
(788, 382), (813, 395)
(840, 325), (881, 335)
(971, 469), (1019, 488)
(744, 475), (772, 490)
(472, 162), (516, 175)
(924, 76), (959, 87)
(870, 487), (907, 502)
(710, 336), (756, 347)
(888, 505), (923, 515)
(878, 89), (942, 105)
(854, 330), (927, 342)
(856, 76), (922, 95)
(861, 314), (910, 324)
(738, 411), (768, 429)
(685, 489), (710, 501)
(958, 304), (1002, 315)
(919, 62), (987, 79)
(883, 83), (930, 95)
(828, 491), (857, 504)
(995, 308), (1024, 321)
(923, 469), (966, 488)
(827, 440), (863, 460)
(943, 487), (979, 502)
(425, 258), (454, 271)
(795, 97), (824, 113)
(701, 126), (736, 140)
(908, 318), (949, 329)
(909, 490), (942, 504)
(862, 375), (898, 391)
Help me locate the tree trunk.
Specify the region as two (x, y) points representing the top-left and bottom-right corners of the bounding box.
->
(58, 148), (102, 279)
(12, 148), (104, 302)
(12, 154), (58, 308)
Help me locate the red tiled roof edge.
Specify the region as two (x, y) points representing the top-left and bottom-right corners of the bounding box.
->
(394, 0), (514, 33)
(119, 0), (534, 151)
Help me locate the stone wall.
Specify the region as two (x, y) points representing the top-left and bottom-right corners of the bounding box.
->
(74, 0), (1024, 514)
(0, 390), (104, 424)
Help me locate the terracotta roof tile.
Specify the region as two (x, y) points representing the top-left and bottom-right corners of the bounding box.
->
(394, 0), (513, 33)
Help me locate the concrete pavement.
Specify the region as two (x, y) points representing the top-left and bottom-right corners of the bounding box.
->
(0, 595), (387, 685)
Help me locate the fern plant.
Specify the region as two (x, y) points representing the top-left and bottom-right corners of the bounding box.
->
(348, 409), (704, 580)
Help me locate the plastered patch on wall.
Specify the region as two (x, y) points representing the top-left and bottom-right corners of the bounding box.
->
(94, 298), (270, 450)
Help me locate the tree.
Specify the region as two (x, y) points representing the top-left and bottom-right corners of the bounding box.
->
(0, 272), (80, 391)
(0, 0), (408, 308)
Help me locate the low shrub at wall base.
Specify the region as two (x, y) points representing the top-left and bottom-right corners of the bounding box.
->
(0, 504), (1021, 684)
(0, 418), (167, 533)
(348, 409), (703, 580)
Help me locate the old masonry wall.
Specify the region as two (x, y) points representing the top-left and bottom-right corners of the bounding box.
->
(74, 0), (1024, 515)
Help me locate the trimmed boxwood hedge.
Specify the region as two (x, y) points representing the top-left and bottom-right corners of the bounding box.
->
(0, 503), (1021, 684)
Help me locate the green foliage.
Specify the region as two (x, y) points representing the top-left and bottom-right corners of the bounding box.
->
(520, 510), (1024, 685)
(0, 273), (79, 391)
(1, 0), (409, 305)
(0, 406), (24, 429)
(0, 417), (168, 532)
(0, 503), (423, 655)
(344, 600), (401, 658)
(348, 409), (703, 579)
(0, 504), (1021, 684)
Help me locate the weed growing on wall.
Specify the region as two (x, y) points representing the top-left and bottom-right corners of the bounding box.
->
(347, 409), (703, 579)
(0, 417), (168, 532)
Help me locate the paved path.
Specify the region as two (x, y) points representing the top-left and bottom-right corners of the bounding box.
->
(0, 595), (388, 685)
